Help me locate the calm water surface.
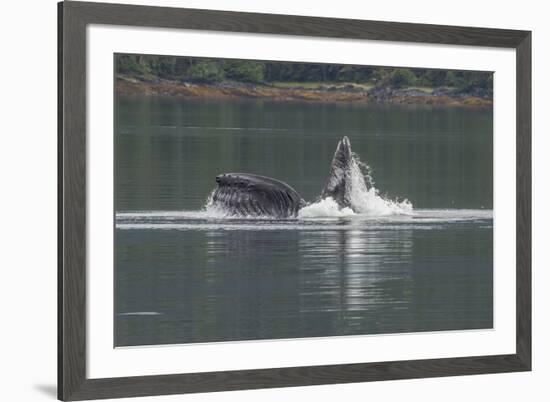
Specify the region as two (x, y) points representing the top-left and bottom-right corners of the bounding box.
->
(115, 96), (493, 347)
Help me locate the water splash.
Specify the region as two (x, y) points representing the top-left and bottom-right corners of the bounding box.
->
(298, 197), (355, 218)
(203, 144), (412, 219)
(301, 151), (412, 218)
(348, 153), (413, 215)
(203, 193), (280, 219)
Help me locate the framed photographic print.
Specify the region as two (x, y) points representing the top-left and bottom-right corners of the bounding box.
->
(58, 1), (531, 400)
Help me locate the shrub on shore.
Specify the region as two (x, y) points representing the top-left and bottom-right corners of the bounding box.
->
(116, 54), (492, 95)
(187, 61), (225, 83)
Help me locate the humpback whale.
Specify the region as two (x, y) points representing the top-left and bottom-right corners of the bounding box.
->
(211, 173), (306, 218)
(208, 136), (361, 217)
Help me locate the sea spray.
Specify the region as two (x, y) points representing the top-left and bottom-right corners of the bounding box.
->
(298, 197), (356, 218)
(299, 152), (412, 218)
(348, 152), (412, 215)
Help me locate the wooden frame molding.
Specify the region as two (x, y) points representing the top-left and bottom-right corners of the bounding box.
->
(58, 1), (531, 400)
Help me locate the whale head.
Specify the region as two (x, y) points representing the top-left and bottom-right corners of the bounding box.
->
(211, 173), (306, 217)
(321, 136), (355, 209)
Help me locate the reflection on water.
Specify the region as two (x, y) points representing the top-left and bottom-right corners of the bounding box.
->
(115, 96), (493, 347)
(115, 212), (492, 346)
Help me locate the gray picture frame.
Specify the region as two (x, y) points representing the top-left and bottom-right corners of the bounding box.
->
(58, 1), (532, 400)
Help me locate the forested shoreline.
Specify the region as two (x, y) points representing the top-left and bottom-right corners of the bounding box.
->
(116, 54), (493, 106)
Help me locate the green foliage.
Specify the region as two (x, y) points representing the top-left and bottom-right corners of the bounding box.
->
(371, 68), (390, 85)
(224, 61), (265, 83)
(187, 61), (225, 83)
(421, 70), (447, 87)
(147, 57), (177, 78)
(387, 68), (417, 88)
(444, 71), (493, 91)
(117, 55), (150, 75)
(115, 54), (492, 93)
(336, 66), (374, 82)
(443, 71), (457, 87)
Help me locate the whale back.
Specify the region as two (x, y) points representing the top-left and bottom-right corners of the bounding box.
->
(211, 173), (305, 217)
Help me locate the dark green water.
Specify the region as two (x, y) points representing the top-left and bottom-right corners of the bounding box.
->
(115, 96), (493, 347)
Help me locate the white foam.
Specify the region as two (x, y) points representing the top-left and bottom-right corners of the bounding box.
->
(118, 209), (230, 220)
(203, 201), (278, 220)
(347, 153), (413, 216)
(115, 209), (492, 231)
(298, 197), (355, 218)
(298, 151), (413, 219)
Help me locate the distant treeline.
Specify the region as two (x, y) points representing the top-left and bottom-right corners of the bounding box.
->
(117, 54), (492, 91)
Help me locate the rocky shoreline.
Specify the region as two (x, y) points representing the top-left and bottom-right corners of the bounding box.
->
(116, 75), (493, 107)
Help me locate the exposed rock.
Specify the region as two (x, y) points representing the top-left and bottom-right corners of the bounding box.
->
(116, 74), (492, 107)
